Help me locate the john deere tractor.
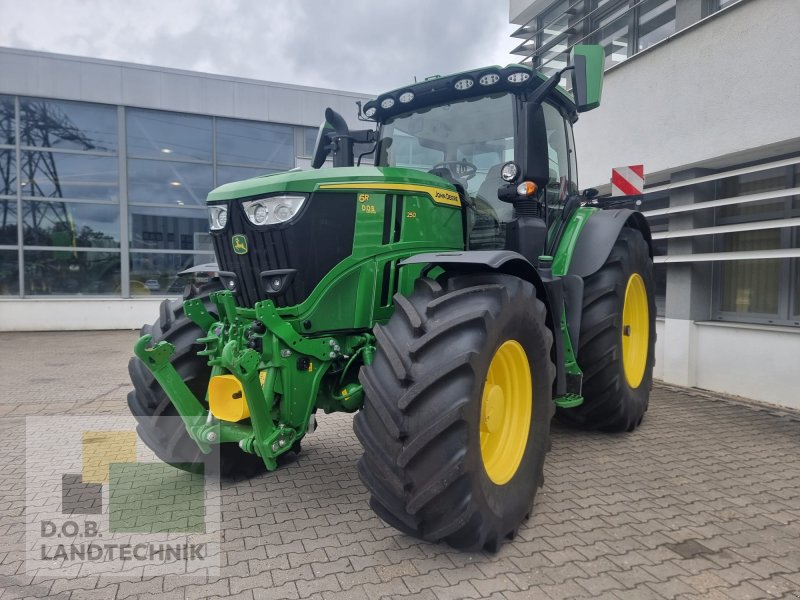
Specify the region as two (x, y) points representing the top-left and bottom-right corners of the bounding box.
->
(128, 45), (655, 551)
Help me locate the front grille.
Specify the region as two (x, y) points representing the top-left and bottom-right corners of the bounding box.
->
(211, 192), (357, 308)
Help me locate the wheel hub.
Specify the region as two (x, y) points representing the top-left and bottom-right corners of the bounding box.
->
(481, 384), (505, 434)
(480, 340), (533, 485)
(621, 273), (649, 389)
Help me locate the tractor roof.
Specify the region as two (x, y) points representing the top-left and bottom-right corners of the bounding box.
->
(363, 64), (577, 123)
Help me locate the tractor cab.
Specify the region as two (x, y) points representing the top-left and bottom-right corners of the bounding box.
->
(312, 46), (605, 266)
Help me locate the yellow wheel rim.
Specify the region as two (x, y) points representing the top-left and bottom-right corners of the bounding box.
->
(480, 340), (532, 485)
(622, 273), (649, 389)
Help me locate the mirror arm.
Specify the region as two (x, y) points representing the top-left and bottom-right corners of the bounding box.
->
(526, 65), (574, 107)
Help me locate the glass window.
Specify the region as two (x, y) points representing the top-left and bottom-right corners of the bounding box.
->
(540, 0), (570, 47)
(127, 159), (212, 206)
(20, 98), (117, 152)
(304, 127), (318, 157)
(565, 121), (579, 196)
(717, 167), (787, 220)
(0, 149), (15, 195)
(0, 249), (19, 295)
(719, 258), (780, 315)
(793, 257), (800, 318)
(216, 118), (294, 168)
(127, 109), (212, 161)
(718, 229), (782, 316)
(791, 164), (800, 212)
(24, 249), (120, 295)
(129, 252), (215, 296)
(20, 152), (119, 200)
(129, 205), (210, 251)
(23, 201), (119, 248)
(379, 95), (514, 183)
(593, 4), (630, 67)
(384, 132), (444, 170)
(0, 198), (16, 245)
(216, 165), (275, 186)
(0, 95), (14, 146)
(638, 0), (676, 51)
(536, 0), (571, 76)
(543, 103), (570, 208)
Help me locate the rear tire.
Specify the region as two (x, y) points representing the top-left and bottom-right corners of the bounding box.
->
(127, 281), (267, 479)
(355, 273), (555, 551)
(557, 226), (656, 432)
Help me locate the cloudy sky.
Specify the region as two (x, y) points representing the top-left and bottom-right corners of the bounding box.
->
(0, 0), (519, 95)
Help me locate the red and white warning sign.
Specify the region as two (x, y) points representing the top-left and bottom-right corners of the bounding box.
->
(611, 165), (644, 196)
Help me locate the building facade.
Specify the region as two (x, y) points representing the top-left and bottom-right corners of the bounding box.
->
(0, 47), (370, 331)
(510, 0), (800, 407)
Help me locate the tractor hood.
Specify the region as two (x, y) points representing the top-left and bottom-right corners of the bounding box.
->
(207, 166), (458, 202)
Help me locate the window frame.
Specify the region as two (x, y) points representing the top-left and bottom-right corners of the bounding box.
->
(711, 163), (800, 326)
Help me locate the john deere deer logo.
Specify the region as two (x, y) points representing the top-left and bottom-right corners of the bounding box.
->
(232, 234), (248, 255)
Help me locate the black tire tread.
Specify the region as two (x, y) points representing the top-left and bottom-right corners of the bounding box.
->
(557, 227), (656, 432)
(355, 273), (556, 551)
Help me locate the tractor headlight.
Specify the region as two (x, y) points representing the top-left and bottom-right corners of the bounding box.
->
(501, 161), (520, 182)
(208, 204), (228, 230)
(242, 195), (307, 226)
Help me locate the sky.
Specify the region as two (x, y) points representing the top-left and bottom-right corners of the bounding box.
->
(0, 0), (519, 95)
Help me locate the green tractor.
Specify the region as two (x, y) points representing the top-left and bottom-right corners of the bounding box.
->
(128, 45), (656, 551)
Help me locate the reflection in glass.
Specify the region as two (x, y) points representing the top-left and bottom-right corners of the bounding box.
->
(129, 252), (215, 296)
(127, 109), (212, 161)
(0, 198), (16, 245)
(20, 98), (117, 152)
(717, 167), (788, 219)
(0, 96), (15, 146)
(23, 201), (119, 248)
(20, 152), (119, 200)
(0, 149), (15, 195)
(720, 230), (781, 315)
(216, 118), (294, 168)
(794, 257), (799, 318)
(540, 0), (570, 47)
(304, 127), (318, 157)
(129, 205), (210, 251)
(216, 165), (275, 186)
(638, 0), (676, 51)
(24, 249), (120, 295)
(128, 159), (212, 206)
(0, 249), (19, 295)
(593, 5), (629, 67)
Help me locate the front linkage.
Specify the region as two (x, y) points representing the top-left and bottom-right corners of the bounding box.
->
(133, 289), (374, 470)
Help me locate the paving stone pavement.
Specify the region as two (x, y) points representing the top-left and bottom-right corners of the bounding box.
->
(1, 330), (799, 599)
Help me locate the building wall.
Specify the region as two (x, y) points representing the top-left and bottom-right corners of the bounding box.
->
(0, 48), (371, 331)
(573, 0), (800, 189)
(0, 47), (367, 128)
(510, 0), (800, 409)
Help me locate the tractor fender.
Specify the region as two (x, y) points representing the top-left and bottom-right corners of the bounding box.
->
(567, 209), (653, 278)
(401, 250), (547, 301)
(400, 250), (568, 395)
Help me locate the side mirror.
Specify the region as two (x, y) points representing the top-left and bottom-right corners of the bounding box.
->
(311, 121), (334, 169)
(570, 45), (604, 113)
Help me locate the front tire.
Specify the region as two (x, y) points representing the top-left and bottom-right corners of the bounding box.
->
(355, 273), (555, 551)
(557, 226), (656, 432)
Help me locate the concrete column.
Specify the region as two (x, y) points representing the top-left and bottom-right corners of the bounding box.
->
(661, 168), (715, 386)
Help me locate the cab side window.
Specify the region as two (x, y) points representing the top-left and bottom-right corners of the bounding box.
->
(542, 103), (571, 209)
(566, 120), (579, 196)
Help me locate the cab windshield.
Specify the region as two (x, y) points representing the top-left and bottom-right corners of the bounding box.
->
(377, 94), (516, 222)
